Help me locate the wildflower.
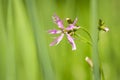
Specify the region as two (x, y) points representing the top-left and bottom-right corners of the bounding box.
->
(48, 15), (80, 50)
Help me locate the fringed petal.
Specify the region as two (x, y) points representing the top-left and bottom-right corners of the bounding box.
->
(66, 24), (74, 31)
(52, 15), (64, 29)
(66, 33), (76, 50)
(73, 18), (78, 25)
(48, 30), (61, 34)
(49, 33), (64, 46)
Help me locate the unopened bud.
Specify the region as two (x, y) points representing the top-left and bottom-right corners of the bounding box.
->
(85, 57), (93, 68)
(98, 19), (109, 32)
(66, 18), (73, 24)
(104, 27), (109, 32)
(99, 26), (109, 32)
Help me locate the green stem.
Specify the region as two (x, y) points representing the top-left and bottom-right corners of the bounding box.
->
(75, 33), (92, 46)
(100, 67), (105, 80)
(80, 27), (93, 42)
(90, 0), (101, 80)
(98, 31), (105, 80)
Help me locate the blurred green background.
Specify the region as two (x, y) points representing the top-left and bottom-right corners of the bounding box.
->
(0, 0), (120, 80)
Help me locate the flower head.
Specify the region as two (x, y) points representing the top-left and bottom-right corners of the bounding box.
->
(48, 14), (80, 50)
(99, 19), (109, 32)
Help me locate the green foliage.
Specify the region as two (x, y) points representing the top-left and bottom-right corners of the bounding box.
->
(0, 0), (120, 80)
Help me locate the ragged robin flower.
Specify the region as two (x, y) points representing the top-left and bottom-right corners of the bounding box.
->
(48, 14), (80, 50)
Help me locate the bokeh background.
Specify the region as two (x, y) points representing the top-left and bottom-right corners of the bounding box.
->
(0, 0), (120, 80)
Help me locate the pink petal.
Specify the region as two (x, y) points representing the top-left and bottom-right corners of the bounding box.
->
(50, 33), (64, 46)
(73, 18), (78, 25)
(48, 30), (61, 34)
(52, 15), (64, 29)
(66, 33), (76, 50)
(66, 18), (78, 31)
(66, 24), (74, 31)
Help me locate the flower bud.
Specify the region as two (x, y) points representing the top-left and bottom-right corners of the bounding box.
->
(85, 56), (93, 68)
(66, 18), (73, 24)
(98, 19), (109, 32)
(103, 27), (109, 32)
(99, 26), (109, 32)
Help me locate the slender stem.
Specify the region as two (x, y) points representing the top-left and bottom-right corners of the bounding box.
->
(80, 27), (93, 42)
(75, 33), (92, 46)
(100, 67), (105, 80)
(90, 0), (101, 80)
(98, 31), (105, 80)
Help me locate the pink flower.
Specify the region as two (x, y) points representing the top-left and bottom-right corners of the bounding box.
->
(48, 15), (80, 50)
